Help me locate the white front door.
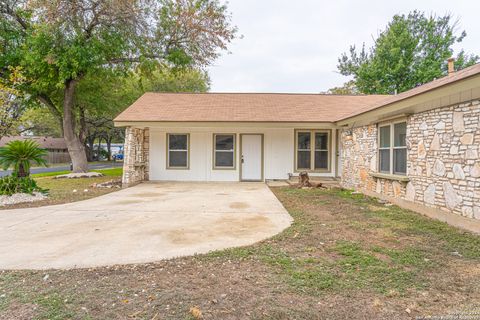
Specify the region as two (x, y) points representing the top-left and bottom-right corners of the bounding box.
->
(241, 134), (263, 181)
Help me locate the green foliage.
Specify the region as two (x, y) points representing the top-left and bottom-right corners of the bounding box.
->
(157, 0), (236, 65)
(324, 80), (359, 95)
(0, 140), (47, 177)
(142, 67), (210, 93)
(338, 11), (479, 94)
(0, 175), (47, 196)
(1, 0), (235, 169)
(76, 67), (210, 120)
(18, 107), (62, 137)
(0, 0), (234, 97)
(0, 67), (26, 139)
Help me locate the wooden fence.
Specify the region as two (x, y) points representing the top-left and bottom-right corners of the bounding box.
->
(45, 151), (71, 164)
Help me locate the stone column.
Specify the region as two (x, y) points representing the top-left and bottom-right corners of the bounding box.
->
(122, 127), (150, 186)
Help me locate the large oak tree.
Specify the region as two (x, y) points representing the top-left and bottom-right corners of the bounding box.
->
(337, 11), (478, 94)
(0, 0), (236, 172)
(76, 67), (211, 161)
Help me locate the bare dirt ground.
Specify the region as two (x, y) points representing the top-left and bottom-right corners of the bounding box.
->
(1, 187), (479, 320)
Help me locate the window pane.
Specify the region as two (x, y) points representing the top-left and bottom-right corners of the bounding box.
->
(215, 151), (234, 167)
(169, 134), (187, 150)
(297, 151), (311, 169)
(379, 126), (391, 148)
(315, 132), (328, 150)
(314, 151), (328, 169)
(379, 149), (390, 173)
(169, 151), (187, 167)
(297, 132), (311, 150)
(394, 149), (407, 174)
(215, 135), (234, 151)
(394, 122), (406, 147)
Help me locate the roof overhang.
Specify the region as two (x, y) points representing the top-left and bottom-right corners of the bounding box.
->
(114, 121), (339, 129)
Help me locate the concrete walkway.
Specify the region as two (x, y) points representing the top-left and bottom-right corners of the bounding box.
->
(0, 182), (292, 270)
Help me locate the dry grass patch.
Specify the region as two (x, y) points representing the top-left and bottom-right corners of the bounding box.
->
(1, 187), (479, 319)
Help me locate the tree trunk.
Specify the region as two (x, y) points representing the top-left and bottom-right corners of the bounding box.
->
(297, 171), (312, 188)
(86, 136), (95, 162)
(106, 136), (112, 161)
(17, 163), (27, 178)
(96, 138), (102, 161)
(78, 104), (87, 144)
(297, 171), (323, 188)
(63, 79), (88, 173)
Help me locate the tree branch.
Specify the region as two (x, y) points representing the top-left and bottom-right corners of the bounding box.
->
(108, 54), (164, 65)
(37, 94), (63, 132)
(2, 4), (29, 30)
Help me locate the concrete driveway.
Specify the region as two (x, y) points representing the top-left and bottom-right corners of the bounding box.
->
(0, 182), (292, 270)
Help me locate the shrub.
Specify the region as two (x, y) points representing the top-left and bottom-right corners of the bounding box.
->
(0, 139), (47, 177)
(0, 175), (48, 196)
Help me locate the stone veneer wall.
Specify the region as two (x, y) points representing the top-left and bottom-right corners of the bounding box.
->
(122, 127), (150, 186)
(341, 99), (480, 221)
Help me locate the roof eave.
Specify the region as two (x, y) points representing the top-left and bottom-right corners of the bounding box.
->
(114, 120), (339, 129)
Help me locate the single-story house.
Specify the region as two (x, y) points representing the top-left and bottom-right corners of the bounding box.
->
(0, 136), (70, 164)
(114, 62), (480, 226)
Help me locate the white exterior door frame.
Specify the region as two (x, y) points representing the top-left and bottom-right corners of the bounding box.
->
(240, 134), (264, 182)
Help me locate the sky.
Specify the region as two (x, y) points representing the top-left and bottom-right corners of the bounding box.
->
(207, 0), (480, 93)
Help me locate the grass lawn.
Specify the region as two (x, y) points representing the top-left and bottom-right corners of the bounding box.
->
(0, 168), (123, 210)
(0, 161), (122, 172)
(1, 187), (479, 319)
(30, 167), (123, 178)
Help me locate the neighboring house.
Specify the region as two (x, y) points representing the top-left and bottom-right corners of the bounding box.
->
(115, 62), (480, 225)
(0, 136), (70, 164)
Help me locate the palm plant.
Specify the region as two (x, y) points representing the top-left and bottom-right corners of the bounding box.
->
(0, 140), (47, 177)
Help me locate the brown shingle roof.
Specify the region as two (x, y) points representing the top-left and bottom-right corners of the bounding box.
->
(114, 63), (480, 124)
(0, 136), (67, 150)
(114, 93), (389, 123)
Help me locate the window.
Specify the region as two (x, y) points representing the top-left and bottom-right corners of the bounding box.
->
(379, 126), (391, 173)
(295, 130), (330, 171)
(297, 132), (311, 169)
(314, 132), (329, 170)
(167, 134), (189, 169)
(213, 134), (235, 169)
(378, 122), (407, 175)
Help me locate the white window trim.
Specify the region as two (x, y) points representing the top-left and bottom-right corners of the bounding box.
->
(166, 133), (189, 170)
(213, 133), (236, 170)
(377, 120), (407, 175)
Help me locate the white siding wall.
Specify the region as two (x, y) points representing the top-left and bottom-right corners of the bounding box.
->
(149, 127), (337, 181)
